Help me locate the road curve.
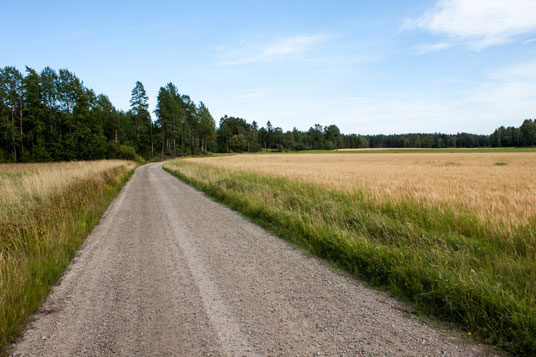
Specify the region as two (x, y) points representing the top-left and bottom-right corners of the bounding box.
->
(12, 163), (494, 356)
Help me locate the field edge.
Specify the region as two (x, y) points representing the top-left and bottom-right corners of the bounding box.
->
(1, 164), (137, 354)
(163, 161), (535, 356)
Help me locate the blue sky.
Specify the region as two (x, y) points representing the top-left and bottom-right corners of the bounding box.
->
(2, 0), (536, 134)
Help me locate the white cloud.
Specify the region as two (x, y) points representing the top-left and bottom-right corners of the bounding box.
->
(407, 0), (536, 49)
(217, 35), (329, 65)
(411, 42), (453, 54)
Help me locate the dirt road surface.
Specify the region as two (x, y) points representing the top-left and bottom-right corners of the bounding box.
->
(12, 163), (495, 356)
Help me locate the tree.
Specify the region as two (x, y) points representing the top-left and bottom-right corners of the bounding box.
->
(129, 81), (153, 157)
(230, 133), (247, 152)
(63, 88), (107, 160)
(155, 83), (184, 155)
(40, 67), (61, 159)
(0, 67), (23, 161)
(197, 101), (216, 153)
(57, 69), (84, 158)
(217, 115), (251, 152)
(308, 124), (324, 150)
(324, 124), (342, 149)
(23, 67), (49, 160)
(520, 119), (536, 146)
(265, 121), (274, 149)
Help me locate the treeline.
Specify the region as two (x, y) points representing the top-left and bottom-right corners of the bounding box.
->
(1, 65), (534, 162)
(215, 116), (534, 153)
(490, 120), (536, 147)
(217, 118), (363, 152)
(0, 66), (216, 162)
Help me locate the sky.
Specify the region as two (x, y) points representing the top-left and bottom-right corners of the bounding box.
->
(1, 0), (536, 135)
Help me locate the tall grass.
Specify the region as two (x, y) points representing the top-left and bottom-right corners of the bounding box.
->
(0, 161), (135, 352)
(165, 160), (536, 355)
(186, 152), (536, 226)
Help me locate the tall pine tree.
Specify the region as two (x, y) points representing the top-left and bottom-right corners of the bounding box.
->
(129, 81), (153, 157)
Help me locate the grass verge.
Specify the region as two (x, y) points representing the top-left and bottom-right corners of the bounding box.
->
(164, 160), (535, 355)
(0, 163), (135, 353)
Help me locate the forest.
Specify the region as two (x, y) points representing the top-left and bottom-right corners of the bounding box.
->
(0, 66), (216, 162)
(1, 65), (535, 162)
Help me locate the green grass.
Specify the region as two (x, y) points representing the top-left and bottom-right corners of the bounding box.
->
(164, 160), (536, 355)
(0, 165), (134, 353)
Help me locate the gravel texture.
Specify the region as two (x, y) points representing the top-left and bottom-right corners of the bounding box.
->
(11, 163), (498, 356)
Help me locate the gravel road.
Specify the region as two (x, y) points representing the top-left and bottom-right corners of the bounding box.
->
(12, 163), (496, 356)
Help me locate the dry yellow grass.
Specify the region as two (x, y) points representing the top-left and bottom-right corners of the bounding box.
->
(335, 147), (440, 151)
(186, 153), (536, 225)
(0, 160), (136, 219)
(0, 160), (136, 350)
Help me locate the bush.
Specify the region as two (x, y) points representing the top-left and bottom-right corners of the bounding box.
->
(117, 145), (136, 160)
(106, 143), (144, 162)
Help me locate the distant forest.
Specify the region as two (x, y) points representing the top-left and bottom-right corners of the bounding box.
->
(1, 66), (535, 162)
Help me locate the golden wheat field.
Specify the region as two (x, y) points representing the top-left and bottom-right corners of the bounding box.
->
(0, 160), (136, 219)
(186, 153), (536, 225)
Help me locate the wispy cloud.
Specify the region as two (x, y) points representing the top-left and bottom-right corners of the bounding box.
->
(217, 35), (329, 65)
(411, 42), (453, 54)
(405, 0), (536, 50)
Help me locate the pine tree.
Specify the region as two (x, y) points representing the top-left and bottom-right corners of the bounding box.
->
(129, 81), (153, 157)
(0, 67), (23, 161)
(197, 101), (216, 153)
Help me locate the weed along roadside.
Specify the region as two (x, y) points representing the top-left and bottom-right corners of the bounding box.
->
(0, 160), (136, 353)
(164, 158), (536, 356)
